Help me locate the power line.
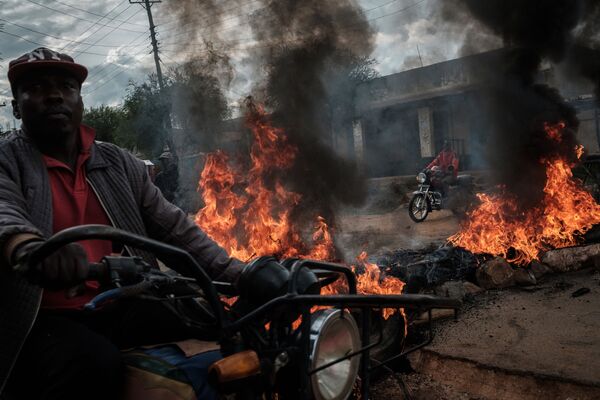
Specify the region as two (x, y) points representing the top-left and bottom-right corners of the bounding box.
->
(159, 0), (416, 41)
(158, 0), (430, 56)
(84, 33), (151, 83)
(72, 7), (145, 58)
(50, 0), (149, 27)
(367, 0), (429, 23)
(363, 0), (402, 14)
(82, 48), (153, 95)
(158, 4), (265, 40)
(155, 0), (263, 29)
(25, 0), (147, 34)
(0, 19), (143, 48)
(0, 30), (116, 57)
(59, 1), (127, 52)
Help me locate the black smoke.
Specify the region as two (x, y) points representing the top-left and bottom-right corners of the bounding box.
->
(163, 0), (375, 224)
(247, 1), (374, 222)
(441, 0), (598, 208)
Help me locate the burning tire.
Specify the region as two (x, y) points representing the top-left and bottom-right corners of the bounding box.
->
(408, 194), (429, 222)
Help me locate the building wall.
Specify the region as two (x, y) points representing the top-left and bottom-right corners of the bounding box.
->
(345, 50), (600, 178)
(578, 108), (600, 154)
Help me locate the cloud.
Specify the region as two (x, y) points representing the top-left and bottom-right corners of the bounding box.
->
(0, 0), (472, 131)
(0, 0), (151, 121)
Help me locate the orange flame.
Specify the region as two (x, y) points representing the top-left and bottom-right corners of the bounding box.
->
(355, 251), (406, 323)
(449, 122), (600, 265)
(195, 104), (404, 320)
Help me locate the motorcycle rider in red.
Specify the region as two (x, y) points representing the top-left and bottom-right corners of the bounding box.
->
(425, 140), (459, 196)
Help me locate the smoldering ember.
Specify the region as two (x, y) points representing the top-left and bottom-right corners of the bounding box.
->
(1, 0), (600, 399)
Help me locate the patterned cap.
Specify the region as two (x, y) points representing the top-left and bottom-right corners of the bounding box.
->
(8, 47), (88, 92)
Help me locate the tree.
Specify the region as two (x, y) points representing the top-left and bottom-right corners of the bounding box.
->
(169, 62), (231, 152)
(116, 76), (171, 158)
(83, 105), (124, 143)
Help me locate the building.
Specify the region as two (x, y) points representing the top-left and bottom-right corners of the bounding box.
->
(342, 49), (600, 178)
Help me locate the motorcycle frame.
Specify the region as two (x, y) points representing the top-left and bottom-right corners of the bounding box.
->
(27, 225), (460, 400)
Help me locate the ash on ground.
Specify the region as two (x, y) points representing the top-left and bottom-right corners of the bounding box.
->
(375, 246), (483, 294)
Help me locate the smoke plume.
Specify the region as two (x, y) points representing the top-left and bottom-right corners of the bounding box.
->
(247, 1), (374, 222)
(163, 0), (375, 223)
(440, 0), (598, 207)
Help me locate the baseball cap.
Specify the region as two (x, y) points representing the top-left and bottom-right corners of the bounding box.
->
(8, 47), (88, 95)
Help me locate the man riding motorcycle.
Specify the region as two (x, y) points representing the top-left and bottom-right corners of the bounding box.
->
(424, 140), (459, 196)
(0, 48), (288, 400)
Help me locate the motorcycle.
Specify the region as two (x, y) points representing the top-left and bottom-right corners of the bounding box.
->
(408, 167), (474, 223)
(21, 225), (460, 400)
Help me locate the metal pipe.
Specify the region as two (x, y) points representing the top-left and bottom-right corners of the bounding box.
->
(361, 310), (371, 399)
(225, 294), (460, 333)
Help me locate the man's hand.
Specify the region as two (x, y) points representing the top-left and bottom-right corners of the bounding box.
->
(13, 241), (89, 289)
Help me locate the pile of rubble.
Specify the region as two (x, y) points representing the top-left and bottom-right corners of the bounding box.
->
(374, 242), (600, 300)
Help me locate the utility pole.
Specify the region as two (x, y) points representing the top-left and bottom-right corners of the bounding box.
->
(129, 0), (165, 91)
(0, 103), (5, 136)
(129, 0), (177, 159)
(416, 44), (424, 68)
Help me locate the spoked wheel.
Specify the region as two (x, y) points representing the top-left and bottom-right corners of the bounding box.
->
(408, 194), (429, 222)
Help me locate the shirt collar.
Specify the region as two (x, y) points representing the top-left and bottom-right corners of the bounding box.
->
(79, 124), (95, 154)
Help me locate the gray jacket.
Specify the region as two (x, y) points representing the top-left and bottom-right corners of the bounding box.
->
(0, 130), (244, 393)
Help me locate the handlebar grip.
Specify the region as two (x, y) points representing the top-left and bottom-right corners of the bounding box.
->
(87, 262), (108, 281)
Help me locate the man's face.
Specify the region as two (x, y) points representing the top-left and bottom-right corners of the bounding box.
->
(12, 68), (83, 144)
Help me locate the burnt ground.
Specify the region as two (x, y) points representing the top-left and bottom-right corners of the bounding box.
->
(337, 207), (459, 260)
(337, 205), (600, 400)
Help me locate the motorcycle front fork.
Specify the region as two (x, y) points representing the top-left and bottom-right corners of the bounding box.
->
(431, 192), (442, 208)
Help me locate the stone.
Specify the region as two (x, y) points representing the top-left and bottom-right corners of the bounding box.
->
(541, 243), (600, 273)
(462, 281), (485, 295)
(529, 261), (551, 279)
(434, 281), (466, 299)
(476, 257), (515, 289)
(513, 267), (537, 286)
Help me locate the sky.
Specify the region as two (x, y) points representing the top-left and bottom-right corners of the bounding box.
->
(0, 0), (467, 130)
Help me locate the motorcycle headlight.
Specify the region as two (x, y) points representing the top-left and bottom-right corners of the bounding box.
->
(417, 172), (427, 183)
(309, 309), (361, 400)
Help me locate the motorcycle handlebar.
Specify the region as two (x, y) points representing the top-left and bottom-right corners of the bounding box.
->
(87, 262), (108, 281)
(26, 225), (226, 329)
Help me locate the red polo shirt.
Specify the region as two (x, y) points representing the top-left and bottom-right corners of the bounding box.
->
(41, 125), (113, 309)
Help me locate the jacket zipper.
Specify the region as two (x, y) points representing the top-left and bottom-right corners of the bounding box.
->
(86, 177), (133, 257)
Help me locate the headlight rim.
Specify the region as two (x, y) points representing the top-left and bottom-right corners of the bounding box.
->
(309, 308), (361, 400)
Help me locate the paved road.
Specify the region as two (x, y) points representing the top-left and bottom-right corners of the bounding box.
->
(409, 268), (600, 399)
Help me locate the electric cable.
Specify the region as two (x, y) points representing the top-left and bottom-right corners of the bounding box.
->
(0, 30), (115, 57)
(50, 0), (148, 27)
(59, 1), (126, 52)
(72, 7), (145, 58)
(24, 0), (147, 34)
(0, 19), (143, 48)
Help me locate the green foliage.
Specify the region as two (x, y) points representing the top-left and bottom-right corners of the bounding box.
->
(117, 77), (170, 157)
(82, 105), (124, 143)
(169, 60), (231, 151)
(81, 78), (168, 158)
(83, 62), (231, 159)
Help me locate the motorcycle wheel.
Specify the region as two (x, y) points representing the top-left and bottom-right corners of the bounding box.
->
(408, 194), (429, 222)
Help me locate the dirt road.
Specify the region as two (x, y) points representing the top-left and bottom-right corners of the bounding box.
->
(337, 207), (460, 260)
(339, 206), (600, 400)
